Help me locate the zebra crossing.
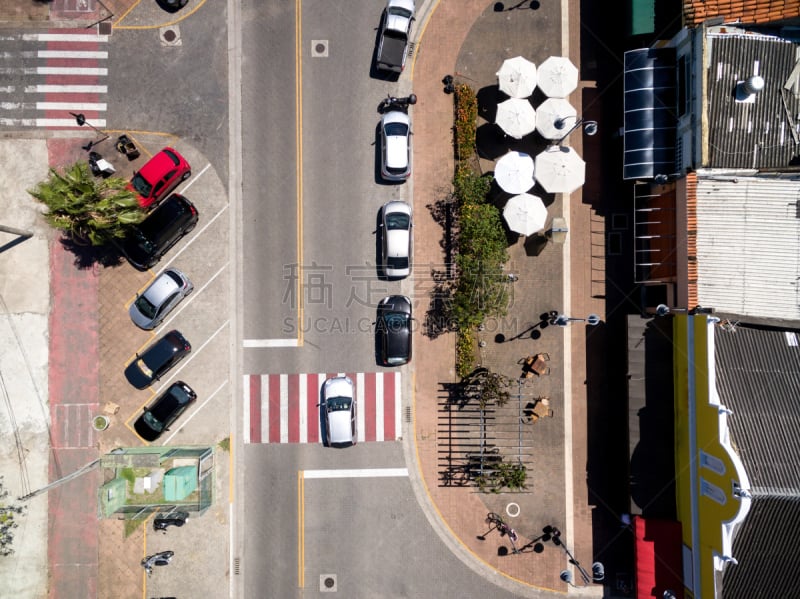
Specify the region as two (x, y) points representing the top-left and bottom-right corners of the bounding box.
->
(243, 372), (403, 445)
(0, 29), (108, 128)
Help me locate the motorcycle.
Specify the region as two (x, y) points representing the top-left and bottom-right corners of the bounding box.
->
(379, 93), (417, 113)
(141, 550), (174, 576)
(153, 511), (189, 533)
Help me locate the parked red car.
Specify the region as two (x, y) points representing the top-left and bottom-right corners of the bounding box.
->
(128, 147), (191, 209)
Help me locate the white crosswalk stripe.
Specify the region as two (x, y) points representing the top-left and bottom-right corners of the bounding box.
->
(0, 29), (109, 130)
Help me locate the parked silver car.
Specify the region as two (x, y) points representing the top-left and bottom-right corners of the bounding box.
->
(129, 268), (193, 330)
(380, 110), (411, 181)
(381, 200), (412, 279)
(320, 376), (357, 448)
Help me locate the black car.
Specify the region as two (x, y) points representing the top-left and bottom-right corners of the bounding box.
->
(376, 295), (412, 366)
(122, 194), (198, 271)
(153, 511), (189, 532)
(124, 330), (191, 389)
(134, 381), (197, 442)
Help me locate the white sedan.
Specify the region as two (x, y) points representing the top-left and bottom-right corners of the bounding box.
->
(380, 110), (411, 181)
(381, 200), (412, 279)
(320, 376), (357, 448)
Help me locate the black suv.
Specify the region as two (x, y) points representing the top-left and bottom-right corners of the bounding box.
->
(122, 194), (198, 270)
(375, 295), (412, 366)
(124, 330), (191, 389)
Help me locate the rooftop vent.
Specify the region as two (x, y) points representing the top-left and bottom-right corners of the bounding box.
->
(735, 75), (764, 103)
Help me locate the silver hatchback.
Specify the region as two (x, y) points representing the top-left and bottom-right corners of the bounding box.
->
(320, 376), (357, 448)
(129, 268), (193, 330)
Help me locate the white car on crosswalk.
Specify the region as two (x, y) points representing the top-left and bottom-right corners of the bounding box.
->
(320, 376), (357, 448)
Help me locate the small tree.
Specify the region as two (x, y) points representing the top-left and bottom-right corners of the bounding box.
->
(29, 161), (144, 246)
(0, 476), (25, 557)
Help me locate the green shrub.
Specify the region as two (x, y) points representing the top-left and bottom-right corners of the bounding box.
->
(455, 328), (476, 378)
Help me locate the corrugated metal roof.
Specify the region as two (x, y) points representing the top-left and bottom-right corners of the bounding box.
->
(695, 176), (800, 319)
(706, 33), (800, 169)
(714, 325), (800, 598)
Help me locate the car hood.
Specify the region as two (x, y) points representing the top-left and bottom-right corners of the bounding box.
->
(124, 359), (154, 389)
(325, 378), (353, 399)
(328, 411), (353, 445)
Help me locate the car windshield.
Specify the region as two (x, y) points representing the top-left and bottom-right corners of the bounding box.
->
(385, 213), (410, 230)
(389, 7), (412, 18)
(131, 172), (153, 197)
(384, 122), (408, 137)
(326, 397), (352, 412)
(134, 295), (158, 319)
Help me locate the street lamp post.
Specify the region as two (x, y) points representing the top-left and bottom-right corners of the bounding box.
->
(547, 526), (604, 586)
(553, 115), (598, 145)
(69, 112), (109, 151)
(553, 313), (601, 327)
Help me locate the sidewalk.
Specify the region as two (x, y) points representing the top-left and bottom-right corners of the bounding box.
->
(410, 0), (605, 594)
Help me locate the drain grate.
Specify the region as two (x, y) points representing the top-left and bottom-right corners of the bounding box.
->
(405, 406), (412, 423)
(234, 557), (240, 575)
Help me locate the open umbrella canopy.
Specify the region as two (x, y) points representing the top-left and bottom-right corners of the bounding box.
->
(496, 56), (537, 99)
(494, 151), (535, 194)
(535, 97), (577, 140)
(537, 56), (579, 98)
(503, 193), (547, 236)
(534, 146), (585, 194)
(495, 98), (536, 139)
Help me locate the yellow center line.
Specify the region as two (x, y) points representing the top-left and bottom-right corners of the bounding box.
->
(296, 0), (304, 347)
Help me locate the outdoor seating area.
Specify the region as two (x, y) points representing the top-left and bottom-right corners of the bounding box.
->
(520, 352), (550, 378)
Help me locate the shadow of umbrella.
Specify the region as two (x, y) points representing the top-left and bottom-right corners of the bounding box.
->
(477, 85), (503, 124)
(476, 122), (513, 160)
(524, 232), (550, 256)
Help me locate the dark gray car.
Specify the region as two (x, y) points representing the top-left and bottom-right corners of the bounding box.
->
(125, 330), (191, 389)
(376, 295), (412, 366)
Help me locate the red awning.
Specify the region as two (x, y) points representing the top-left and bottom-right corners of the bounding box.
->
(634, 516), (684, 599)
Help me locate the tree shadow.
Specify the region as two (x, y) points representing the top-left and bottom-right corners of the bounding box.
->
(58, 236), (125, 270)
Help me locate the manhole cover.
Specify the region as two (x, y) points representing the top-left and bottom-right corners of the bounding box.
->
(159, 26), (182, 46)
(311, 39), (329, 58)
(163, 29), (176, 42)
(319, 574), (337, 592)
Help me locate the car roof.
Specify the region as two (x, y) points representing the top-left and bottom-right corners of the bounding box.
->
(142, 269), (183, 305)
(137, 194), (193, 237)
(328, 411), (353, 444)
(138, 147), (181, 180)
(142, 330), (189, 364)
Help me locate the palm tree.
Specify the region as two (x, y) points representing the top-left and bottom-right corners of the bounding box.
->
(28, 161), (145, 246)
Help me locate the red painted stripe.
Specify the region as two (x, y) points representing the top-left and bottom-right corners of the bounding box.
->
(383, 373), (396, 441)
(306, 373), (319, 443)
(269, 375), (281, 443)
(288, 374), (300, 443)
(363, 372), (376, 442)
(249, 375), (261, 444)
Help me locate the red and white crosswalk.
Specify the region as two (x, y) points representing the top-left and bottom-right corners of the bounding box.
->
(243, 373), (403, 444)
(0, 29), (107, 128)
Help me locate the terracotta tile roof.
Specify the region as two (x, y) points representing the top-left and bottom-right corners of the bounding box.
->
(684, 0), (800, 26)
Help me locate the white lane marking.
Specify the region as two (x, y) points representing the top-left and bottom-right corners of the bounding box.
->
(303, 468), (408, 479)
(356, 372), (365, 444)
(37, 50), (108, 59)
(0, 117), (106, 127)
(242, 374), (251, 444)
(25, 85), (107, 93)
(0, 86), (15, 92)
(36, 102), (107, 111)
(155, 320), (229, 390)
(176, 162), (211, 194)
(161, 380), (228, 445)
(24, 33), (109, 43)
(395, 373), (402, 440)
(260, 375), (270, 443)
(243, 338), (299, 348)
(375, 373), (384, 442)
(298, 374), (307, 444)
(279, 374), (289, 443)
(36, 67), (108, 76)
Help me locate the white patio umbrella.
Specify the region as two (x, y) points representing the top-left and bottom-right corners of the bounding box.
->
(534, 146), (585, 194)
(495, 98), (536, 139)
(494, 151), (535, 194)
(537, 56), (579, 98)
(535, 97), (577, 140)
(496, 56), (537, 99)
(503, 193), (548, 236)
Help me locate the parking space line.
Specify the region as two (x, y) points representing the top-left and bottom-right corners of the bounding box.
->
(156, 262), (229, 334)
(160, 379), (229, 445)
(157, 194), (227, 268)
(150, 320), (230, 393)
